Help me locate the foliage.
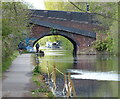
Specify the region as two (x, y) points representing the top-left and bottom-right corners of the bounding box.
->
(45, 1), (86, 12)
(32, 75), (52, 97)
(33, 65), (41, 74)
(50, 28), (57, 34)
(32, 88), (48, 93)
(105, 36), (114, 53)
(2, 2), (31, 71)
(2, 51), (19, 72)
(89, 2), (118, 29)
(107, 21), (118, 54)
(93, 40), (107, 51)
(93, 38), (113, 52)
(94, 19), (118, 54)
(47, 92), (54, 97)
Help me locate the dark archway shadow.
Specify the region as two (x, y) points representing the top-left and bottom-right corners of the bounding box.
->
(33, 33), (77, 56)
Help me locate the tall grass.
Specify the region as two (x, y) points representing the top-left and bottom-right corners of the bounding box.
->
(2, 51), (19, 72)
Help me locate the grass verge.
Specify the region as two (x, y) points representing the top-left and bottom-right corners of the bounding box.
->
(2, 51), (19, 72)
(31, 74), (54, 97)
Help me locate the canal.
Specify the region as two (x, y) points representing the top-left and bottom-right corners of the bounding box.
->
(34, 49), (119, 97)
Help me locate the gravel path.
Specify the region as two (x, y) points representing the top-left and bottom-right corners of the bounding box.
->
(2, 54), (33, 97)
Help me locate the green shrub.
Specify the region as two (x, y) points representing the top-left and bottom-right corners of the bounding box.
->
(47, 92), (54, 97)
(32, 88), (48, 93)
(33, 66), (41, 74)
(93, 37), (113, 52)
(93, 40), (107, 51)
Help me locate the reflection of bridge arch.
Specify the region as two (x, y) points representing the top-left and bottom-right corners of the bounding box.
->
(33, 33), (77, 55)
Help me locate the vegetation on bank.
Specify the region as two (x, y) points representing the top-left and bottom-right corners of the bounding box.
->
(2, 2), (31, 72)
(93, 37), (113, 52)
(93, 20), (118, 55)
(45, 2), (119, 55)
(31, 74), (54, 97)
(2, 51), (19, 72)
(31, 54), (54, 97)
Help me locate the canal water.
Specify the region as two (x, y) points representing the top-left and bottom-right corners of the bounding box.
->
(35, 50), (119, 97)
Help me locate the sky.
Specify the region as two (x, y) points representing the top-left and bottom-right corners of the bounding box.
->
(23, 0), (45, 10)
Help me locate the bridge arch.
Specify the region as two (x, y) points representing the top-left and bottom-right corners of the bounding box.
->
(33, 33), (77, 55)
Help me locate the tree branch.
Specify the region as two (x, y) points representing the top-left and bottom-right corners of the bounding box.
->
(68, 1), (119, 22)
(13, 3), (18, 18)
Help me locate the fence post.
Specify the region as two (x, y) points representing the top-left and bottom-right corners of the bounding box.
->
(53, 64), (56, 91)
(66, 72), (71, 97)
(63, 74), (68, 95)
(67, 72), (77, 97)
(46, 61), (50, 81)
(71, 79), (77, 97)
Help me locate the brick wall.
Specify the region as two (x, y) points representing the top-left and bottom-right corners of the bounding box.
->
(31, 24), (95, 54)
(33, 16), (104, 32)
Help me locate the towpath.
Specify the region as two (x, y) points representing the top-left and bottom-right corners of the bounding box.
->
(2, 54), (33, 97)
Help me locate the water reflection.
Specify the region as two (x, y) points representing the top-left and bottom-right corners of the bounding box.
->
(36, 50), (119, 97)
(38, 50), (74, 75)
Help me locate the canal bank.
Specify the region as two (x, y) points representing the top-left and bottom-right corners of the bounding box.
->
(78, 47), (114, 55)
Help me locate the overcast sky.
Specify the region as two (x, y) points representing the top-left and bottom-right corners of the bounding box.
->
(23, 0), (45, 10)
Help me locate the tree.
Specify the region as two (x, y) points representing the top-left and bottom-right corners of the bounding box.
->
(2, 2), (31, 70)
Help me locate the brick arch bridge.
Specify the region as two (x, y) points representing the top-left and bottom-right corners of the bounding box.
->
(30, 10), (103, 55)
